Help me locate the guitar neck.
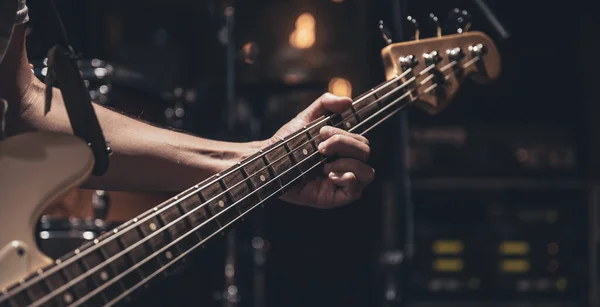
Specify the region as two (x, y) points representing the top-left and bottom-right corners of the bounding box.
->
(0, 71), (416, 307)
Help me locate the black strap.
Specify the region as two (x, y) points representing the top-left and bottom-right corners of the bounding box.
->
(45, 45), (110, 176)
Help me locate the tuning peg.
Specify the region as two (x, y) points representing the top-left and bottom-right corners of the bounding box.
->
(447, 8), (472, 33)
(378, 20), (393, 45)
(429, 13), (441, 37)
(407, 16), (420, 40)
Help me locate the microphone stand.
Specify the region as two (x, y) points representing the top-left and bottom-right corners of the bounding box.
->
(380, 0), (413, 306)
(222, 5), (240, 307)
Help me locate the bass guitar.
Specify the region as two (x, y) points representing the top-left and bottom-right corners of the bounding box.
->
(0, 29), (500, 306)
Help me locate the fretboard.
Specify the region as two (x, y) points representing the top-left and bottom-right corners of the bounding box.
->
(0, 69), (418, 307)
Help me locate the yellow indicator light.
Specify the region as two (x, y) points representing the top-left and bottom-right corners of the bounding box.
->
(556, 278), (568, 291)
(432, 258), (463, 272)
(500, 259), (530, 273)
(432, 240), (464, 255)
(499, 241), (530, 255)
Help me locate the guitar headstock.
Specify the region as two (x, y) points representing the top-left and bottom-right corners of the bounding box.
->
(379, 11), (501, 114)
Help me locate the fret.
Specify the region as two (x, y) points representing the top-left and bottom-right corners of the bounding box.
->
(198, 181), (239, 228)
(286, 132), (319, 174)
(283, 142), (306, 181)
(158, 204), (197, 252)
(307, 123), (326, 147)
(373, 79), (397, 99)
(8, 292), (29, 307)
(339, 108), (359, 131)
(42, 272), (68, 307)
(222, 169), (257, 214)
(81, 250), (116, 290)
(243, 156), (279, 200)
(354, 93), (380, 120)
(264, 145), (301, 188)
(136, 216), (172, 279)
(138, 216), (168, 253)
(100, 239), (140, 290)
(61, 261), (96, 303)
(23, 276), (48, 303)
(118, 228), (159, 279)
(158, 204), (188, 239)
(179, 193), (218, 239)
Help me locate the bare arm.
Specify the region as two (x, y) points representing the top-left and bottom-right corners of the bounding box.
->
(1, 25), (374, 209)
(18, 77), (264, 192)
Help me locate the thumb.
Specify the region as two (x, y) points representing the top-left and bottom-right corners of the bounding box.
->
(296, 93), (353, 121)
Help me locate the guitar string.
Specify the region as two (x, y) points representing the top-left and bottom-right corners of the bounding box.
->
(67, 58), (476, 307)
(49, 75), (418, 307)
(18, 55), (474, 306)
(28, 57), (473, 307)
(83, 88), (419, 307)
(103, 95), (418, 307)
(3, 67), (412, 305)
(0, 69), (408, 304)
(0, 70), (412, 303)
(18, 70), (414, 306)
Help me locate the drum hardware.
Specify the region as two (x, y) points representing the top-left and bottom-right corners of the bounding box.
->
(36, 216), (121, 260)
(92, 190), (110, 222)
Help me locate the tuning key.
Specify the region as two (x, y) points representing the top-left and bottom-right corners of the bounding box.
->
(407, 16), (420, 40)
(399, 54), (419, 69)
(378, 20), (393, 45)
(446, 47), (464, 61)
(468, 43), (485, 56)
(429, 13), (442, 37)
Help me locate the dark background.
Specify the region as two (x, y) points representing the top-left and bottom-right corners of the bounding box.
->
(24, 0), (600, 306)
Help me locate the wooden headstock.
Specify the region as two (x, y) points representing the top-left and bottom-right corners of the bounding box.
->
(381, 31), (501, 114)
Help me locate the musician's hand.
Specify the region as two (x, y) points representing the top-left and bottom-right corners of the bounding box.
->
(271, 93), (374, 208)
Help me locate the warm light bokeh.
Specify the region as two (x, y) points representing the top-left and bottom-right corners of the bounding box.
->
(328, 77), (352, 97)
(290, 13), (316, 49)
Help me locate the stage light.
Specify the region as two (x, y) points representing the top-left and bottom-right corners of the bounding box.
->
(290, 13), (316, 49)
(328, 77), (352, 97)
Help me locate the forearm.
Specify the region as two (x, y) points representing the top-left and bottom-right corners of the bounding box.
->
(18, 78), (265, 192)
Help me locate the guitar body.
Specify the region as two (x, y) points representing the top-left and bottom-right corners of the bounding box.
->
(0, 131), (93, 290)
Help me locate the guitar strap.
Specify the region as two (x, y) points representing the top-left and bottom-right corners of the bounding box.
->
(43, 0), (111, 176)
(45, 45), (111, 176)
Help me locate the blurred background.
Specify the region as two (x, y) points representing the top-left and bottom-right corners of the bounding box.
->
(23, 0), (600, 306)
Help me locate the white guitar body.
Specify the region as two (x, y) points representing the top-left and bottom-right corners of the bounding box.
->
(0, 131), (93, 290)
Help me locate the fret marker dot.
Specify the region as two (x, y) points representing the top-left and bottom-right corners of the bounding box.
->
(302, 149), (308, 155)
(93, 239), (99, 244)
(75, 249), (80, 254)
(64, 293), (73, 304)
(133, 218), (138, 222)
(55, 259), (62, 265)
(260, 175), (266, 182)
(173, 196), (178, 200)
(345, 122), (352, 128)
(153, 207), (158, 211)
(113, 229), (118, 233)
(37, 269), (44, 274)
(165, 251), (173, 260)
(218, 200), (225, 207)
(149, 223), (157, 231)
(100, 271), (109, 281)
